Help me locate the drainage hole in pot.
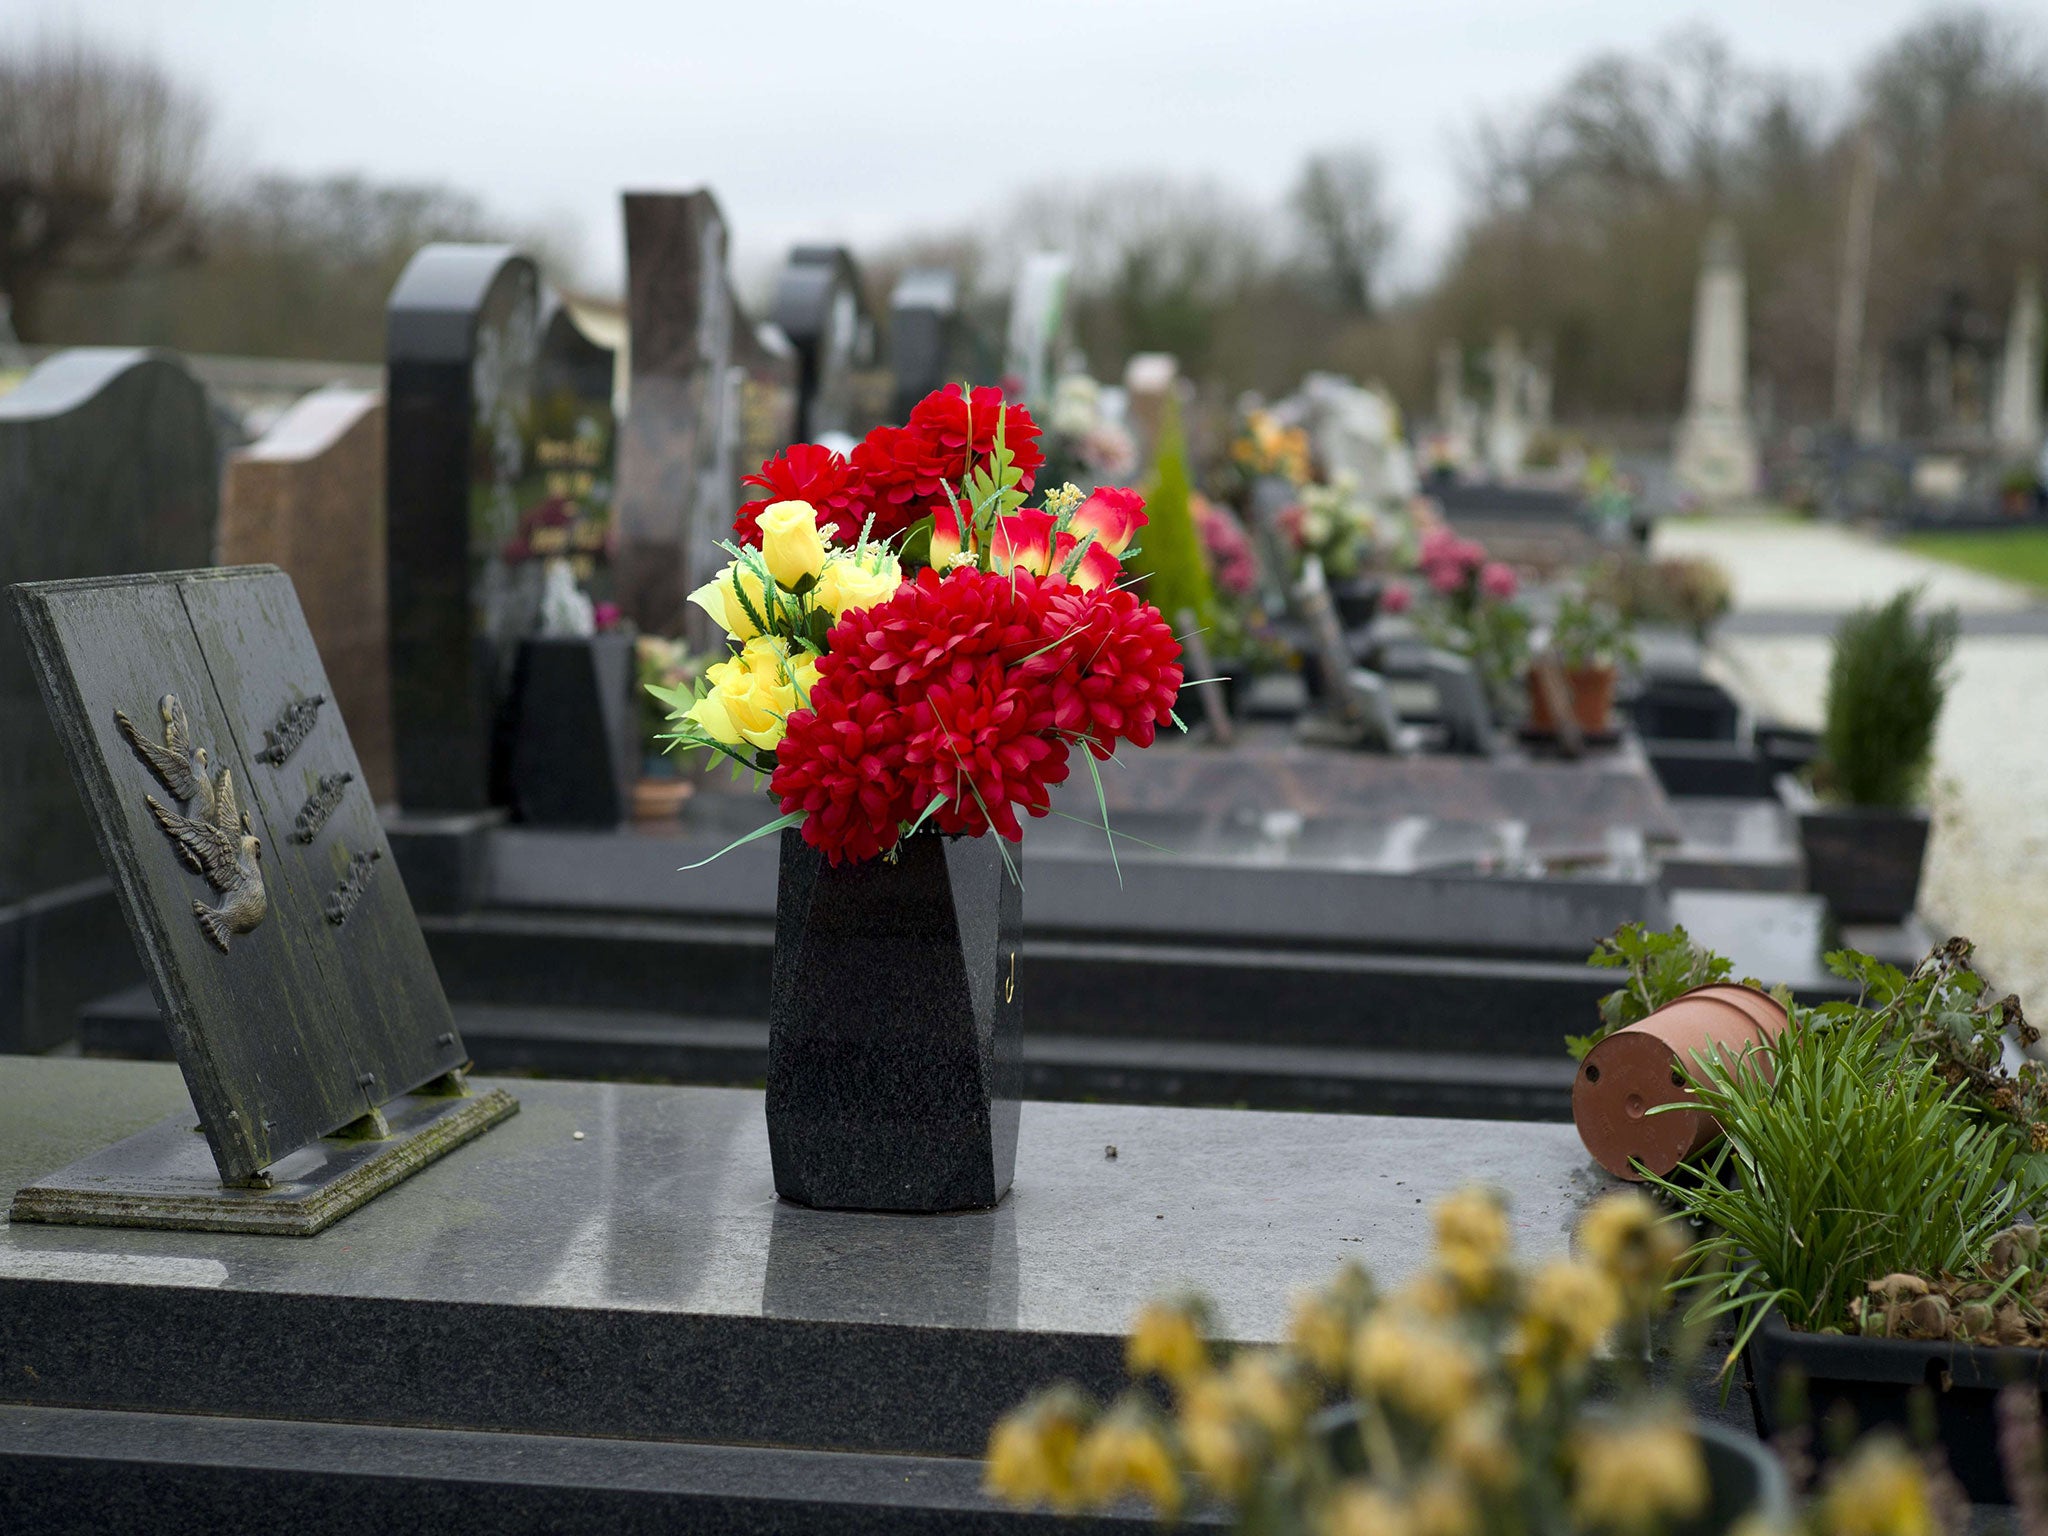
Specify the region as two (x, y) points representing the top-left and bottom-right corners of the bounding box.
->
(1670, 1067), (1687, 1088)
(1924, 1359), (1953, 1394)
(1584, 1064), (1601, 1083)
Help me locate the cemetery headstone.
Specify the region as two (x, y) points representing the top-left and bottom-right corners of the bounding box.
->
(385, 242), (543, 813)
(220, 385), (395, 803)
(1422, 649), (1497, 756)
(613, 190), (736, 647)
(1673, 222), (1759, 503)
(888, 267), (959, 422)
(1122, 352), (1178, 466)
(1485, 329), (1528, 478)
(9, 566), (514, 1233)
(1, 348), (215, 1051)
(773, 245), (877, 442)
(730, 293), (798, 482)
(1003, 251), (1072, 409)
(1995, 267), (2043, 458)
(529, 290), (618, 606)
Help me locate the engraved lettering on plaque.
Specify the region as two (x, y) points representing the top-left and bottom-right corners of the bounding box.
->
(292, 771), (356, 843)
(324, 847), (382, 926)
(256, 694), (326, 766)
(118, 694), (267, 953)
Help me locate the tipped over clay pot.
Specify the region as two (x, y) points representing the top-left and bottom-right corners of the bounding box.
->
(1573, 983), (1790, 1180)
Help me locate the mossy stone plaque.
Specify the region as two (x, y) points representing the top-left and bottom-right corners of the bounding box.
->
(9, 566), (513, 1229)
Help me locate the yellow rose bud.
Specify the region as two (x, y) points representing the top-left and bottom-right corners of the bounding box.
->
(688, 560), (774, 641)
(814, 550), (904, 618)
(684, 637), (808, 752)
(757, 499), (832, 588)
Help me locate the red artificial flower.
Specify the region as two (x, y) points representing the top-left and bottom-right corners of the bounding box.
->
(1037, 582), (1184, 758)
(733, 442), (870, 545)
(846, 385), (1044, 548)
(769, 688), (915, 866)
(989, 509), (1056, 577)
(1067, 486), (1148, 557)
(907, 383), (1045, 486)
(1053, 531), (1123, 592)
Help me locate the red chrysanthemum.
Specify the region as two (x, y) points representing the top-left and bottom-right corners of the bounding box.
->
(732, 442), (870, 545)
(846, 385), (1045, 547)
(1038, 583), (1186, 758)
(769, 688), (914, 866)
(904, 673), (1070, 841)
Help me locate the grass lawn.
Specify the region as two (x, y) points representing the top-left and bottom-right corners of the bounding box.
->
(1899, 528), (2048, 592)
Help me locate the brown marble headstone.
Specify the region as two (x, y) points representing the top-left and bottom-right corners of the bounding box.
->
(220, 386), (395, 803)
(613, 190), (736, 646)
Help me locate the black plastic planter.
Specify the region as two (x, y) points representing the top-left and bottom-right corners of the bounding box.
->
(767, 827), (1023, 1212)
(1784, 790), (1931, 925)
(1747, 1313), (2048, 1503)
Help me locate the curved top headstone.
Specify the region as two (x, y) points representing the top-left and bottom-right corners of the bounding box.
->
(1, 347), (219, 903)
(774, 246), (875, 442)
(889, 267), (959, 422)
(385, 242), (543, 813)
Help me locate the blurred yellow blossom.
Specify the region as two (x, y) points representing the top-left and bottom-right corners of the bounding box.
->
(1443, 1405), (1519, 1490)
(1409, 1472), (1480, 1536)
(984, 1392), (1087, 1511)
(1288, 1291), (1354, 1379)
(1578, 1191), (1688, 1312)
(1352, 1314), (1483, 1425)
(1433, 1188), (1511, 1302)
(1179, 1374), (1253, 1498)
(1323, 1482), (1412, 1536)
(1074, 1407), (1183, 1519)
(1511, 1259), (1622, 1375)
(1571, 1418), (1707, 1531)
(1224, 1351), (1304, 1437)
(1819, 1439), (1937, 1536)
(1128, 1299), (1209, 1387)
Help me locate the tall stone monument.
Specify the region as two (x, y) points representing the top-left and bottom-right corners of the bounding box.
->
(1995, 268), (2044, 459)
(1435, 342), (1478, 470)
(1485, 330), (1527, 478)
(1673, 221), (1759, 503)
(220, 386), (395, 804)
(384, 243), (543, 814)
(773, 246), (876, 443)
(888, 267), (959, 423)
(613, 191), (736, 647)
(1003, 251), (1072, 410)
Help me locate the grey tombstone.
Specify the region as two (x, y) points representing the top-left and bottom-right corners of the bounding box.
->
(530, 289), (618, 605)
(9, 566), (514, 1233)
(1421, 648), (1497, 756)
(774, 245), (877, 442)
(1, 348), (216, 1051)
(1295, 557), (1410, 752)
(385, 243), (544, 814)
(888, 267), (958, 422)
(613, 190), (736, 647)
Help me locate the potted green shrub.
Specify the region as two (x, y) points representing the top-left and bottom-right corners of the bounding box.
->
(1784, 588), (1956, 924)
(1527, 594), (1638, 738)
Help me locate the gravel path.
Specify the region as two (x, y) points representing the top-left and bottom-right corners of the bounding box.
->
(1652, 515), (2048, 1005)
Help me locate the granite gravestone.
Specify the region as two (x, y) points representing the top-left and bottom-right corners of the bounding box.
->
(385, 243), (545, 813)
(888, 267), (959, 422)
(613, 190), (736, 646)
(1003, 251), (1072, 409)
(220, 386), (396, 803)
(1, 348), (216, 1052)
(528, 290), (618, 604)
(730, 290), (798, 485)
(10, 566), (513, 1233)
(773, 245), (877, 443)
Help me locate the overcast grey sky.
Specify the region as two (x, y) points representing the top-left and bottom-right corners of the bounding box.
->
(10, 0), (1957, 295)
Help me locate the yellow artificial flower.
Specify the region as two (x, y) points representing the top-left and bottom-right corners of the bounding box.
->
(1433, 1188), (1511, 1302)
(1128, 1300), (1209, 1388)
(1443, 1405), (1519, 1491)
(1288, 1291), (1354, 1380)
(1570, 1419), (1707, 1531)
(1178, 1375), (1253, 1499)
(1323, 1482), (1412, 1536)
(684, 636), (812, 752)
(1819, 1439), (1937, 1536)
(1409, 1472), (1480, 1536)
(1577, 1191), (1688, 1314)
(814, 549), (904, 618)
(1351, 1315), (1483, 1426)
(688, 559), (775, 641)
(1073, 1409), (1184, 1519)
(985, 1397), (1086, 1511)
(1511, 1259), (1622, 1373)
(757, 499), (832, 588)
(1224, 1351), (1304, 1437)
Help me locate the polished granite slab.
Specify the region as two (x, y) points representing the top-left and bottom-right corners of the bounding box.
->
(1, 1058), (1612, 1455)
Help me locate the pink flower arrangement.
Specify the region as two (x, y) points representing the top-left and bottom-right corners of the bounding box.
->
(1479, 561), (1519, 600)
(1193, 495), (1259, 599)
(1418, 528), (1489, 593)
(1380, 579), (1413, 616)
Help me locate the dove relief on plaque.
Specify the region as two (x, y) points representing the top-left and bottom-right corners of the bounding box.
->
(116, 694), (267, 953)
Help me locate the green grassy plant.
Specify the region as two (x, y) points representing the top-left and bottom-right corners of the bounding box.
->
(1817, 587), (1956, 808)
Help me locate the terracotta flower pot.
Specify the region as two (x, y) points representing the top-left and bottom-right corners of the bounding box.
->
(1526, 663), (1617, 736)
(1572, 983), (1789, 1180)
(631, 776), (694, 822)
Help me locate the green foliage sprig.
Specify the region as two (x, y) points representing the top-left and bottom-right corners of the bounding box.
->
(1568, 923), (1779, 1061)
(1816, 587), (1957, 808)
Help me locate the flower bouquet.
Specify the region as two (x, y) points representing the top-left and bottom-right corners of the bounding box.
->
(653, 384), (1183, 1211)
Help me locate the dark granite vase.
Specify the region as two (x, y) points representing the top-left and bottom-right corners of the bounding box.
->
(767, 828), (1023, 1212)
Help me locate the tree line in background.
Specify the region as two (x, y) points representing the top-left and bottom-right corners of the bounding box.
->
(5, 11), (2046, 433)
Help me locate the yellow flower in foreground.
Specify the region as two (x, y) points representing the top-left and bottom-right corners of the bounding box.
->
(1352, 1314), (1483, 1426)
(1578, 1191), (1688, 1311)
(1073, 1408), (1183, 1519)
(1224, 1351), (1303, 1437)
(1128, 1300), (1208, 1387)
(1288, 1291), (1353, 1379)
(1511, 1259), (1621, 1373)
(1179, 1375), (1253, 1498)
(1571, 1419), (1707, 1531)
(1819, 1439), (1937, 1536)
(684, 637), (813, 752)
(1443, 1405), (1519, 1491)
(814, 549), (903, 619)
(1434, 1189), (1511, 1301)
(688, 559), (775, 641)
(757, 499), (832, 588)
(1409, 1472), (1480, 1536)
(1324, 1482), (1412, 1536)
(985, 1397), (1085, 1511)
